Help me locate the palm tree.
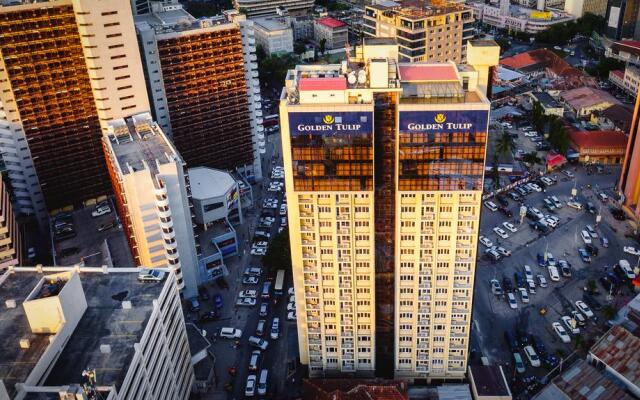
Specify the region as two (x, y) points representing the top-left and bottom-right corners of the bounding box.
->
(495, 131), (513, 159)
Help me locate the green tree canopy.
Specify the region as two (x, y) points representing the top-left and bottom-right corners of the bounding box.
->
(262, 228), (292, 274)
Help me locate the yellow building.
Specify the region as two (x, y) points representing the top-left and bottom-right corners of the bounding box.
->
(363, 3), (475, 63)
(280, 39), (498, 380)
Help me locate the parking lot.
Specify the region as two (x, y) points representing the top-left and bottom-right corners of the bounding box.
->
(472, 161), (640, 396)
(52, 199), (133, 267)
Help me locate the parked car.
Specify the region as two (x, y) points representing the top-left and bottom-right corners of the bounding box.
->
(239, 290), (258, 299)
(578, 248), (591, 263)
(503, 221), (517, 233)
(558, 260), (572, 277)
(586, 225), (598, 238)
(571, 311), (587, 327)
(248, 336), (269, 350)
(575, 300), (594, 318)
(523, 345), (541, 367)
(479, 236), (493, 248)
(259, 302), (269, 317)
(580, 230), (592, 244)
(552, 322), (571, 343)
(567, 200), (582, 210)
(507, 292), (518, 309)
(493, 227), (509, 239)
(270, 317), (280, 340)
(249, 350), (261, 371)
(513, 352), (526, 373)
(237, 297), (257, 307)
(585, 243), (599, 256)
(219, 327), (242, 339)
(548, 266), (560, 281)
(561, 316), (580, 334)
(245, 374), (257, 397)
(518, 287), (529, 303)
(537, 274), (548, 288)
(91, 204), (111, 217)
(623, 246), (640, 256)
(490, 279), (503, 296)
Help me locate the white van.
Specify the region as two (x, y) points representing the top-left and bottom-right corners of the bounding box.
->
(598, 193), (608, 202)
(258, 369), (268, 395)
(219, 327), (242, 339)
(484, 201), (498, 211)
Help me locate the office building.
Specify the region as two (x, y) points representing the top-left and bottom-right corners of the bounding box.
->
(314, 17), (349, 51)
(469, 2), (576, 35)
(0, 266), (194, 400)
(233, 0), (314, 18)
(619, 90), (640, 219)
(0, 0), (150, 227)
(564, 0), (608, 18)
(280, 38), (498, 379)
(0, 176), (22, 268)
(363, 3), (474, 63)
(136, 6), (264, 183)
(292, 16), (315, 41)
(604, 0), (640, 40)
(102, 112), (199, 298)
(253, 15), (295, 55)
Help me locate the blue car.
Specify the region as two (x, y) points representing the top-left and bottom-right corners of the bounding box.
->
(578, 248), (591, 263)
(214, 294), (223, 309)
(536, 253), (546, 267)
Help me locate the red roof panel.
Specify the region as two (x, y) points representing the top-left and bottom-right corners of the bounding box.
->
(568, 130), (629, 149)
(298, 77), (347, 91)
(398, 64), (457, 82)
(316, 17), (347, 29)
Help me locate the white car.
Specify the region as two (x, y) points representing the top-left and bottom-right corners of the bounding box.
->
(287, 287), (295, 296)
(287, 302), (296, 311)
(287, 311), (296, 321)
(580, 230), (592, 244)
(236, 297), (257, 307)
(137, 269), (166, 282)
(528, 183), (542, 192)
(524, 345), (541, 367)
(245, 375), (257, 397)
(623, 246), (640, 256)
(507, 292), (518, 309)
(544, 217), (558, 228)
(575, 301), (594, 318)
(251, 247), (267, 256)
(537, 274), (548, 288)
(503, 222), (518, 233)
(248, 336), (269, 350)
(493, 227), (509, 239)
(249, 350), (261, 371)
(552, 322), (571, 343)
(541, 177), (554, 186)
(518, 287), (529, 303)
(524, 265), (534, 282)
(91, 205), (111, 217)
(617, 260), (636, 279)
(551, 195), (562, 208)
(243, 276), (259, 285)
(239, 290), (257, 299)
(567, 200), (582, 210)
(561, 316), (580, 334)
(548, 265), (560, 281)
(479, 236), (493, 248)
(219, 327), (243, 339)
(586, 225), (598, 238)
(493, 246), (512, 257)
(524, 131), (537, 137)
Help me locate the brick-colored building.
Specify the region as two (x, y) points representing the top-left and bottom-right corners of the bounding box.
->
(568, 130), (628, 164)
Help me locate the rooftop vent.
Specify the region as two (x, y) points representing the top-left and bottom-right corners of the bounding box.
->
(100, 344), (111, 354)
(122, 301), (132, 310)
(5, 299), (16, 308)
(19, 338), (30, 349)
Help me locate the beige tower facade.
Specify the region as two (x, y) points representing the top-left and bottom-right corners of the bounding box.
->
(281, 38), (497, 380)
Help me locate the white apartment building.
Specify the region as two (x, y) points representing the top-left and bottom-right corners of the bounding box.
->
(102, 112), (199, 298)
(0, 266), (194, 400)
(0, 0), (150, 227)
(136, 6), (264, 182)
(233, 0), (314, 18)
(280, 39), (498, 379)
(469, 2), (576, 34)
(253, 15), (295, 55)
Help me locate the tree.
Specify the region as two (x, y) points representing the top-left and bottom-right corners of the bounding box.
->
(491, 155), (501, 189)
(294, 40), (306, 55)
(602, 304), (618, 320)
(257, 53), (297, 88)
(495, 131), (514, 159)
(522, 152), (541, 165)
(547, 118), (570, 155)
(586, 56), (625, 79)
(262, 228), (291, 274)
(319, 38), (327, 55)
(256, 45), (267, 61)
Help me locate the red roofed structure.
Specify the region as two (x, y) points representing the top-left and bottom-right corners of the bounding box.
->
(589, 326), (640, 397)
(303, 379), (409, 400)
(316, 17), (347, 29)
(398, 64), (458, 82)
(568, 130), (628, 164)
(546, 152), (567, 170)
(500, 52), (539, 71)
(298, 77), (347, 91)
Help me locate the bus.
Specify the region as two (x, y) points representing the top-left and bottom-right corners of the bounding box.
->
(274, 269), (285, 296)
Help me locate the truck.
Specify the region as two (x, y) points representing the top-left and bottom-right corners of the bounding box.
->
(274, 270), (285, 296)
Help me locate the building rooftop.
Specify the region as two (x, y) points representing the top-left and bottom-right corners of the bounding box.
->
(590, 326), (640, 389)
(534, 358), (633, 400)
(398, 64), (459, 82)
(253, 16), (290, 32)
(134, 5), (236, 36)
(0, 268), (166, 397)
(107, 113), (180, 178)
(561, 87), (622, 110)
(188, 167), (236, 200)
(303, 379), (409, 400)
(299, 77), (347, 91)
(568, 130), (629, 149)
(316, 16), (347, 29)
(611, 69), (626, 80)
(531, 92), (561, 109)
(612, 40), (640, 57)
(468, 365), (511, 397)
(500, 52), (540, 71)
(367, 1), (469, 20)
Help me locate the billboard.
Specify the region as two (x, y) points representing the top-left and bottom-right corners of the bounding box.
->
(399, 110), (489, 135)
(288, 111), (373, 136)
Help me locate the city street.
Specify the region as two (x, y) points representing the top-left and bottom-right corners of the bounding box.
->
(471, 162), (640, 395)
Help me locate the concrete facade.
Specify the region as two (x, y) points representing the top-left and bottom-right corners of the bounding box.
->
(253, 15), (295, 55)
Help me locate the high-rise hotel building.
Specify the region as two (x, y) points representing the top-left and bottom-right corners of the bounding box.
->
(281, 38), (498, 380)
(0, 0), (149, 227)
(619, 88), (640, 218)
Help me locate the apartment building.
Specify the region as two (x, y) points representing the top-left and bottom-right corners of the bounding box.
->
(619, 89), (640, 219)
(102, 112), (199, 298)
(362, 3), (475, 63)
(253, 15), (295, 55)
(0, 266), (194, 400)
(0, 0), (149, 227)
(233, 0), (314, 18)
(0, 176), (22, 268)
(314, 17), (349, 51)
(136, 6), (264, 183)
(280, 38), (498, 379)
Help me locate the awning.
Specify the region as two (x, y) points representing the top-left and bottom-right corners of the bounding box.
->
(546, 153), (567, 169)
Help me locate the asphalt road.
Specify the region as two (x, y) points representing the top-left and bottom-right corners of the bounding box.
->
(470, 162), (638, 395)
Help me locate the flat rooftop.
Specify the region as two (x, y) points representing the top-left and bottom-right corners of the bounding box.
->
(253, 16), (289, 32)
(367, 1), (468, 19)
(468, 365), (511, 397)
(135, 8), (235, 36)
(0, 269), (165, 397)
(108, 115), (179, 178)
(189, 167), (236, 200)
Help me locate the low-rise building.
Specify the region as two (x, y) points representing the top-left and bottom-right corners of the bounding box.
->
(534, 358), (633, 400)
(568, 130), (629, 164)
(588, 325), (640, 398)
(233, 0), (314, 18)
(606, 40), (640, 65)
(468, 365), (512, 400)
(469, 2), (575, 35)
(103, 113), (199, 298)
(253, 15), (294, 55)
(610, 64), (640, 98)
(561, 87), (622, 117)
(529, 92), (564, 116)
(303, 379), (409, 399)
(592, 104), (634, 132)
(0, 266), (194, 400)
(291, 16), (314, 40)
(188, 167), (242, 282)
(314, 17), (348, 50)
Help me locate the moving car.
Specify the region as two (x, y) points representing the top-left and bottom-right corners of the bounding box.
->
(567, 200), (582, 210)
(248, 336), (269, 350)
(490, 279), (504, 296)
(601, 236), (609, 248)
(575, 300), (594, 318)
(552, 322), (571, 343)
(270, 317), (280, 340)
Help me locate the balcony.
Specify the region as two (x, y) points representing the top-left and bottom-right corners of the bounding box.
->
(302, 252), (316, 260)
(157, 208), (172, 219)
(301, 225), (314, 232)
(305, 291), (319, 299)
(454, 283), (471, 289)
